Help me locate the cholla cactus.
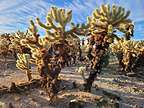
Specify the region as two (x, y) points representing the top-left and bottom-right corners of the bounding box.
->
(35, 7), (85, 68)
(19, 7), (86, 101)
(121, 40), (141, 72)
(83, 4), (134, 92)
(21, 20), (49, 70)
(36, 7), (72, 43)
(111, 39), (144, 73)
(135, 40), (144, 52)
(110, 39), (124, 54)
(9, 31), (31, 54)
(36, 7), (87, 45)
(20, 19), (63, 101)
(16, 53), (32, 81)
(0, 37), (10, 52)
(88, 4), (133, 40)
(0, 34), (11, 70)
(111, 39), (142, 55)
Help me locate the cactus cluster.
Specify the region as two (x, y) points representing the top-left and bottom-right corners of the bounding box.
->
(20, 7), (79, 57)
(26, 7), (83, 69)
(0, 36), (10, 52)
(110, 39), (124, 54)
(110, 39), (144, 73)
(1, 4), (141, 102)
(0, 33), (11, 64)
(9, 31), (31, 54)
(111, 40), (144, 55)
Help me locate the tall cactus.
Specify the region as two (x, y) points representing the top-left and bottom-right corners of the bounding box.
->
(19, 7), (88, 100)
(84, 4), (134, 92)
(20, 11), (62, 101)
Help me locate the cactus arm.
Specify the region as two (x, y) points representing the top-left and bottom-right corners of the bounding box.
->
(36, 17), (52, 29)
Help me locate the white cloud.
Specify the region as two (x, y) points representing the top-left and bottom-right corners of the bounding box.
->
(0, 0), (53, 33)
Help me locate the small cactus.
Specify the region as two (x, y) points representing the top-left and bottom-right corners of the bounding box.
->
(16, 53), (32, 81)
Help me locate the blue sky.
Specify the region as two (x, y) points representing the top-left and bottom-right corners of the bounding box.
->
(0, 0), (143, 40)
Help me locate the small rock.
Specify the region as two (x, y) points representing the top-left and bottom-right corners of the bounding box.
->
(133, 104), (141, 108)
(9, 102), (14, 108)
(126, 73), (136, 77)
(95, 84), (99, 90)
(29, 97), (36, 102)
(72, 81), (77, 89)
(133, 87), (139, 92)
(9, 82), (17, 92)
(14, 96), (21, 101)
(0, 101), (5, 108)
(69, 99), (82, 108)
(39, 90), (45, 95)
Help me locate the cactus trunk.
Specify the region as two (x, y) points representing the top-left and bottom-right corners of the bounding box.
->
(116, 53), (125, 72)
(84, 51), (106, 92)
(26, 70), (32, 81)
(123, 52), (136, 73)
(84, 36), (110, 92)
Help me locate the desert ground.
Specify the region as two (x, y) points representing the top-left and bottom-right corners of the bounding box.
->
(0, 57), (144, 108)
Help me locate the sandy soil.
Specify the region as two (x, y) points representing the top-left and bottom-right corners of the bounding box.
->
(0, 59), (144, 108)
